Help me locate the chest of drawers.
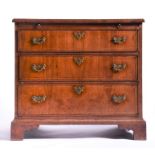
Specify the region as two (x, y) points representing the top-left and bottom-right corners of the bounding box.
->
(11, 19), (146, 140)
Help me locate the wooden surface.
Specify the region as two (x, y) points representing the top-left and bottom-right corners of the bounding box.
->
(18, 84), (137, 116)
(13, 19), (144, 24)
(18, 30), (137, 52)
(19, 55), (137, 81)
(11, 19), (146, 140)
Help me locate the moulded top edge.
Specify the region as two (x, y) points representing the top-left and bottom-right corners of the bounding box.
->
(12, 19), (145, 24)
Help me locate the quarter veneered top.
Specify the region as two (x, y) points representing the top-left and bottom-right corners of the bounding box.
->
(12, 19), (144, 24)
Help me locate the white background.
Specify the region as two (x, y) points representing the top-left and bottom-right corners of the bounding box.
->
(0, 0), (155, 154)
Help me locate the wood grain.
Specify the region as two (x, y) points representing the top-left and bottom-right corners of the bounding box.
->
(18, 84), (137, 116)
(19, 55), (137, 81)
(18, 30), (137, 52)
(12, 19), (146, 140)
(13, 19), (144, 24)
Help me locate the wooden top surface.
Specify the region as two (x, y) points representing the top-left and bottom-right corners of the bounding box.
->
(12, 19), (144, 24)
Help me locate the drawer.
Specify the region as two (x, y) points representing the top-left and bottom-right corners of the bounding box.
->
(18, 84), (137, 116)
(18, 30), (137, 52)
(19, 55), (137, 81)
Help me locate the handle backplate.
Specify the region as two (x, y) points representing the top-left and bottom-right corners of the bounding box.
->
(32, 95), (47, 103)
(31, 36), (46, 45)
(112, 37), (126, 44)
(32, 64), (46, 72)
(111, 64), (126, 73)
(112, 95), (126, 104)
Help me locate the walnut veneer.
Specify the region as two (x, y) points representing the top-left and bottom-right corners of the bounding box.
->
(11, 19), (146, 140)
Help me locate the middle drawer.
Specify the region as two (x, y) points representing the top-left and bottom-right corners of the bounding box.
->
(19, 55), (137, 81)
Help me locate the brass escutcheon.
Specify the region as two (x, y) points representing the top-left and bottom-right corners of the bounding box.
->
(73, 31), (85, 40)
(73, 85), (84, 95)
(73, 56), (85, 66)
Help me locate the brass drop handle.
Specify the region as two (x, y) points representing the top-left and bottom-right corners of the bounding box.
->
(73, 85), (84, 95)
(32, 64), (46, 72)
(111, 64), (126, 73)
(32, 95), (46, 103)
(73, 56), (85, 66)
(73, 31), (85, 40)
(31, 36), (46, 45)
(112, 95), (126, 104)
(112, 37), (126, 44)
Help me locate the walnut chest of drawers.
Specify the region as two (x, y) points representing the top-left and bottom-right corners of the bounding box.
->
(11, 19), (146, 140)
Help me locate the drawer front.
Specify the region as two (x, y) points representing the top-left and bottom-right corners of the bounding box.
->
(18, 84), (137, 116)
(19, 56), (137, 81)
(18, 30), (137, 52)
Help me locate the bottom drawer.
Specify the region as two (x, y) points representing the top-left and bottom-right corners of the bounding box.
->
(18, 83), (137, 116)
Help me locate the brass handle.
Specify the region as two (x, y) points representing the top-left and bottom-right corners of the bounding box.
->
(112, 37), (126, 44)
(73, 57), (85, 66)
(73, 31), (85, 40)
(112, 95), (126, 104)
(73, 85), (84, 95)
(32, 64), (46, 72)
(32, 95), (46, 103)
(31, 36), (46, 45)
(111, 64), (126, 73)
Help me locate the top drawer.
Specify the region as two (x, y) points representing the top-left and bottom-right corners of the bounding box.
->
(18, 30), (137, 52)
